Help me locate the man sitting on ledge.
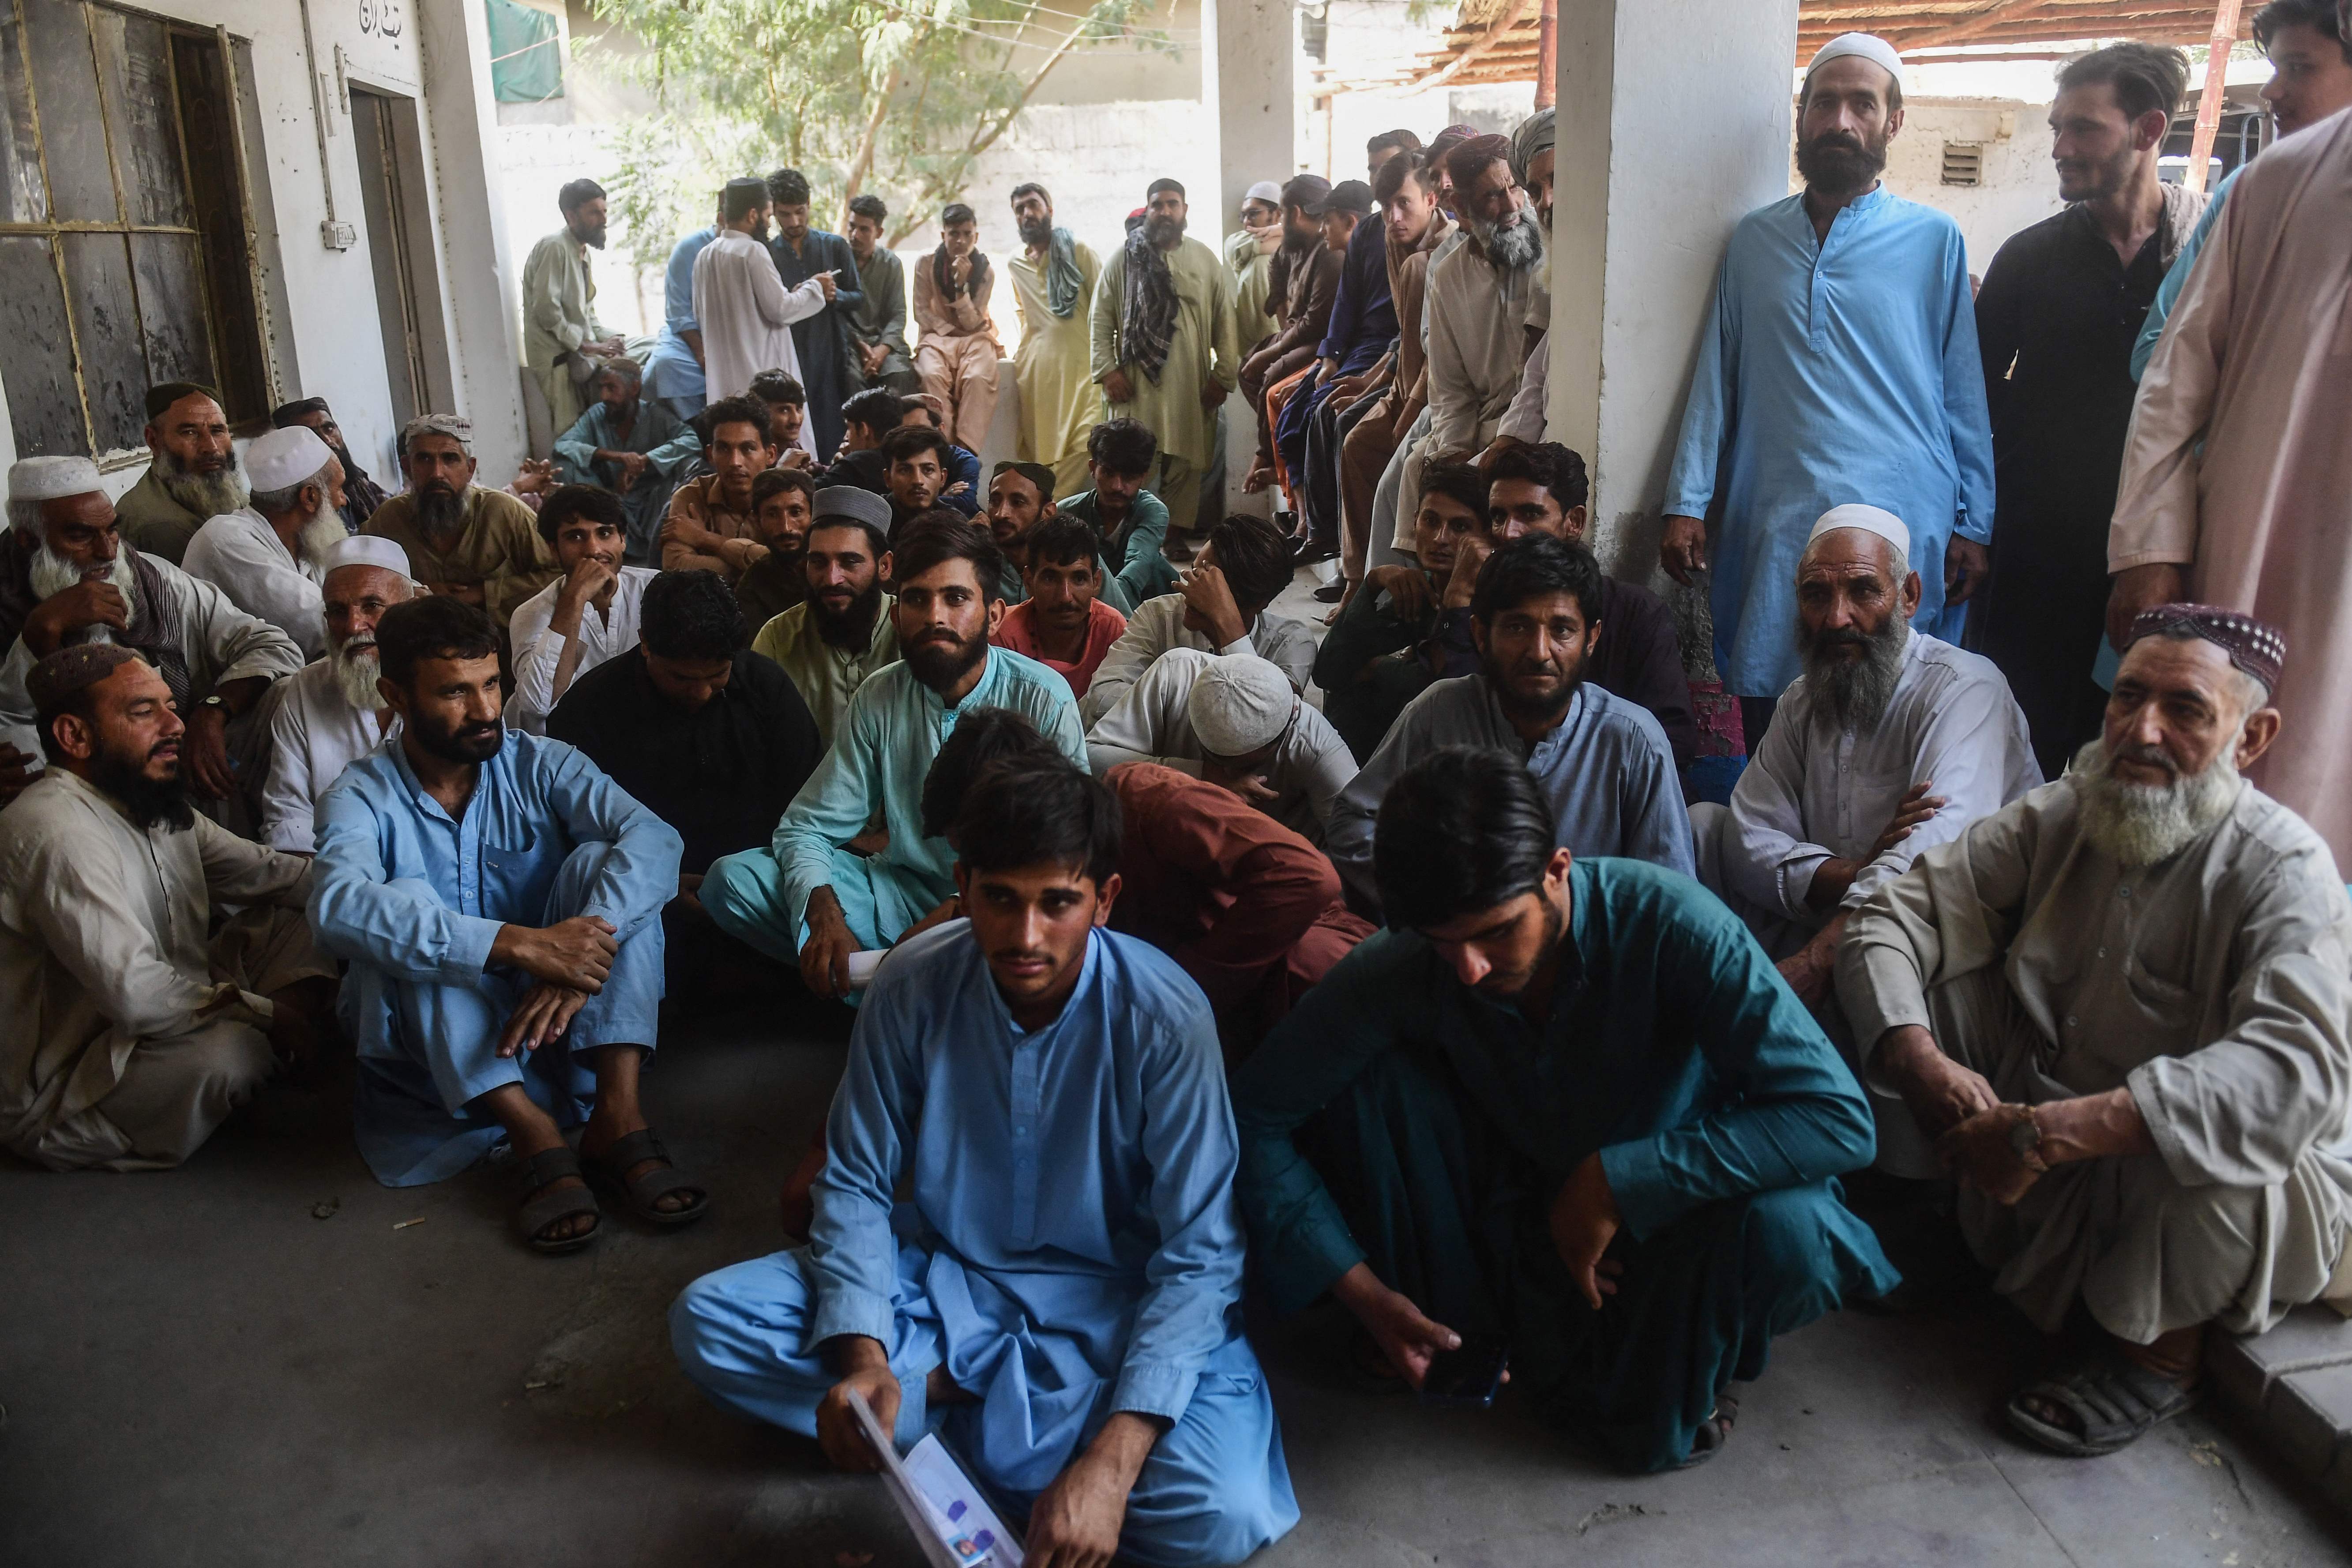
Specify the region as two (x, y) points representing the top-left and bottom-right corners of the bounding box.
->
(1233, 747), (1895, 1473)
(1837, 605), (2352, 1459)
(671, 754), (1299, 1566)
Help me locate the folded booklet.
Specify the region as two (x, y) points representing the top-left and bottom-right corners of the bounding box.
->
(846, 1387), (1025, 1568)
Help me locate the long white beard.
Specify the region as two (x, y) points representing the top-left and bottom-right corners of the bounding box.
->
(2070, 736), (2243, 869)
(30, 542), (139, 628)
(331, 638), (383, 712)
(296, 508), (348, 571)
(152, 448), (249, 518)
(1473, 209), (1543, 273)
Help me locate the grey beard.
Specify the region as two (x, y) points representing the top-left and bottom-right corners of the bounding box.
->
(152, 448), (250, 519)
(2070, 736), (2243, 869)
(297, 508), (348, 570)
(30, 542), (139, 620)
(331, 639), (383, 711)
(1473, 210), (1542, 273)
(414, 485), (466, 541)
(1802, 617), (1908, 733)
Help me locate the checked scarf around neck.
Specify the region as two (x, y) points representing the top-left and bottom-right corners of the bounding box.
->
(0, 530), (192, 710)
(1119, 227), (1180, 385)
(933, 244), (991, 303)
(1043, 226), (1086, 319)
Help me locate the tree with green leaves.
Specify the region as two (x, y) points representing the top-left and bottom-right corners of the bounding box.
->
(582, 0), (1167, 276)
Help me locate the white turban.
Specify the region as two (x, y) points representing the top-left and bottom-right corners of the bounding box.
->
(1805, 32), (1904, 92)
(322, 535), (414, 581)
(9, 455), (104, 504)
(244, 425), (335, 494)
(1187, 655), (1295, 757)
(1807, 504), (1910, 559)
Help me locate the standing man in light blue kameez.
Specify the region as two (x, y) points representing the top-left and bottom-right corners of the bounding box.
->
(310, 596), (705, 1254)
(642, 201), (721, 422)
(701, 518), (1087, 998)
(673, 754), (1298, 1565)
(1661, 33), (1995, 744)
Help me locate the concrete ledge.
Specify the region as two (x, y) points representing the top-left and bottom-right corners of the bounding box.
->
(2209, 1304), (2352, 1507)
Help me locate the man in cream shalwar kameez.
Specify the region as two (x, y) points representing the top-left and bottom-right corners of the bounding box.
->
(2107, 107), (2352, 871)
(1008, 203), (1104, 497)
(694, 184), (830, 436)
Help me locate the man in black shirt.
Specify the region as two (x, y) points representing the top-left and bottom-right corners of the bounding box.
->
(549, 570), (822, 999)
(1972, 42), (2202, 776)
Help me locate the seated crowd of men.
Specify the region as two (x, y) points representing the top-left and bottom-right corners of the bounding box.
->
(6, 21), (2352, 1564)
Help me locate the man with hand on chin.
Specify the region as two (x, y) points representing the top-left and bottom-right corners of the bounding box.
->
(673, 753), (1299, 1566)
(1232, 748), (1894, 1473)
(309, 596), (701, 1250)
(506, 486), (659, 734)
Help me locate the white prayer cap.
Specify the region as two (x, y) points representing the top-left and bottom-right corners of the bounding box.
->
(1187, 655), (1295, 757)
(244, 425), (334, 493)
(321, 535), (413, 581)
(8, 455), (104, 504)
(1243, 180), (1281, 206)
(1807, 504), (1910, 559)
(1805, 32), (1904, 91)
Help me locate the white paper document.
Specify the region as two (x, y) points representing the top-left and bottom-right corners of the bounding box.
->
(846, 1387), (1024, 1568)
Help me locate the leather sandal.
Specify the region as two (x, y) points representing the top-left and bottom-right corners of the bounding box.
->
(2006, 1351), (2194, 1457)
(585, 1127), (710, 1228)
(517, 1145), (601, 1255)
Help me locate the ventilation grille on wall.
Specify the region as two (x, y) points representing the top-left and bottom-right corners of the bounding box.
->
(1942, 143), (1985, 186)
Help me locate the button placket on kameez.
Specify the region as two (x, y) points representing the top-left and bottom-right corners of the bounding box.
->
(1008, 1034), (1043, 1246)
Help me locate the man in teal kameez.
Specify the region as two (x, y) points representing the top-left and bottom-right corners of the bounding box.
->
(552, 360), (702, 565)
(1232, 748), (1897, 1473)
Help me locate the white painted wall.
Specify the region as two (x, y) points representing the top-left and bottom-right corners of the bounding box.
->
(1831, 97), (2065, 276)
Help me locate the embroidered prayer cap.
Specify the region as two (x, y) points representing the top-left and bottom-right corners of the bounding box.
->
(9, 455), (105, 506)
(1187, 654), (1296, 758)
(1243, 180), (1282, 206)
(145, 381), (223, 421)
(2126, 602), (2287, 694)
(400, 413), (474, 458)
(812, 485), (891, 533)
(322, 535), (414, 582)
(990, 460), (1057, 505)
(27, 643), (147, 722)
(1805, 32), (1905, 92)
(1806, 503), (1910, 560)
(244, 425), (335, 494)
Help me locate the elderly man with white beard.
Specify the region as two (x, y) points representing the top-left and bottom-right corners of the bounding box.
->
(1837, 605), (2352, 1461)
(183, 425), (349, 662)
(0, 457), (305, 810)
(114, 383), (252, 566)
(259, 537), (413, 853)
(1694, 507), (2038, 1077)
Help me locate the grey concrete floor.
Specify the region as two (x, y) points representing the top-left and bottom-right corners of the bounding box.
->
(6, 1007), (2352, 1568)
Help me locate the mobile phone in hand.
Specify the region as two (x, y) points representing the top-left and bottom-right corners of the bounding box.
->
(1420, 1333), (1509, 1408)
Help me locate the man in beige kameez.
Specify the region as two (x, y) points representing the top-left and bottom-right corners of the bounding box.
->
(1007, 184), (1103, 497)
(660, 395), (778, 584)
(522, 179), (630, 449)
(2106, 102), (2352, 872)
(364, 415), (558, 635)
(1838, 604), (2352, 1459)
(1224, 181), (1284, 349)
(912, 203), (1002, 453)
(0, 645), (334, 1170)
(1090, 178), (1241, 541)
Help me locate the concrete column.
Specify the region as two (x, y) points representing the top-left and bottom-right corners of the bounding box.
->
(1547, 0), (1798, 583)
(1206, 0), (1298, 237)
(415, 0), (526, 479)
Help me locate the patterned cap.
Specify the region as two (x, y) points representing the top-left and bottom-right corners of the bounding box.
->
(27, 644), (147, 721)
(2126, 602), (2287, 692)
(400, 413), (473, 458)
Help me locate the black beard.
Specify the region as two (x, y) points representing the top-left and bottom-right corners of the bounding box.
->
(413, 709), (503, 764)
(1145, 214), (1184, 248)
(581, 224), (608, 250)
(90, 746), (193, 832)
(1796, 132), (1888, 196)
(1018, 215), (1052, 248)
(905, 628), (986, 692)
(811, 579), (883, 647)
(1480, 652), (1579, 726)
(415, 485), (465, 539)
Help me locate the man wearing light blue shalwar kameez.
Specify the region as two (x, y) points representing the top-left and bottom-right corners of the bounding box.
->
(670, 918), (1300, 1565)
(701, 645), (1087, 959)
(310, 731), (683, 1187)
(1664, 187), (1996, 699)
(551, 398), (703, 565)
(643, 225), (719, 422)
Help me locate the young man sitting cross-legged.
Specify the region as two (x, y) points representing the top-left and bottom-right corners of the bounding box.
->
(309, 595), (703, 1251)
(1231, 747), (1897, 1473)
(671, 754), (1299, 1566)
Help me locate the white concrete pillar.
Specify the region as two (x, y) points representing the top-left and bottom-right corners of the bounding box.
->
(415, 0), (526, 480)
(1547, 0), (1798, 583)
(1205, 0), (1299, 228)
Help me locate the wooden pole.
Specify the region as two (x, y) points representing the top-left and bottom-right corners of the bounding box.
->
(1533, 0), (1556, 108)
(2184, 0), (2244, 193)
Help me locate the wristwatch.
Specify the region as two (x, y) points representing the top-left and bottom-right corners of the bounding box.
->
(199, 694), (226, 719)
(2007, 1105), (2049, 1174)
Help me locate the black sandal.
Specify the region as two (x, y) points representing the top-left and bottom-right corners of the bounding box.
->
(517, 1145), (601, 1255)
(585, 1127), (710, 1228)
(1679, 1392), (1740, 1469)
(2006, 1351), (2194, 1456)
